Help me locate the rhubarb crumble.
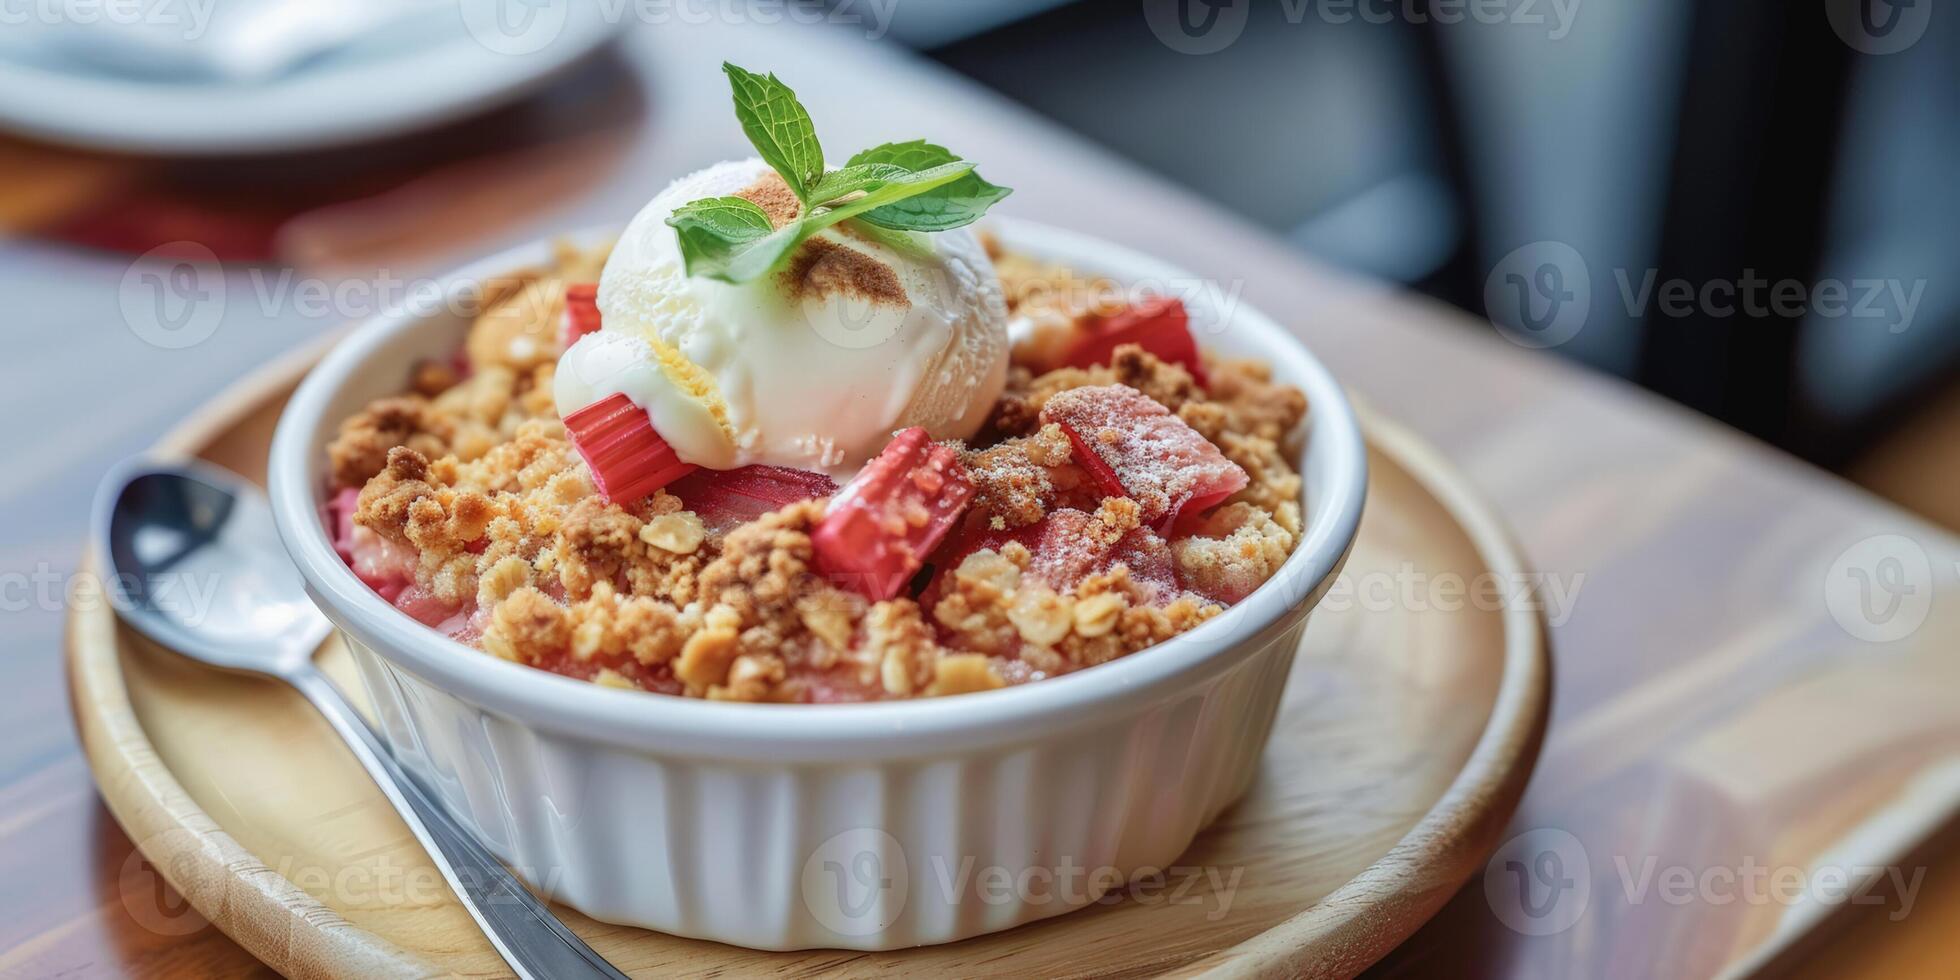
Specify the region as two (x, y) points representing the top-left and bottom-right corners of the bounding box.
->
(319, 62), (1309, 703)
(325, 236), (1308, 703)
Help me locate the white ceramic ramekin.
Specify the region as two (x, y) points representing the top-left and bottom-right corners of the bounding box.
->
(268, 218), (1367, 951)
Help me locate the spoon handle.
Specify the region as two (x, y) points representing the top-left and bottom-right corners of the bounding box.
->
(288, 668), (629, 980)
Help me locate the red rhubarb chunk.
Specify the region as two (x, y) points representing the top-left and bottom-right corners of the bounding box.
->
(1024, 508), (1178, 599)
(393, 585), (464, 628)
(330, 486), (416, 601)
(562, 282), (602, 349)
(1040, 385), (1248, 529)
(1062, 296), (1209, 387)
(564, 392), (698, 503)
(811, 427), (975, 600)
(669, 465), (840, 535)
(329, 487), (361, 563)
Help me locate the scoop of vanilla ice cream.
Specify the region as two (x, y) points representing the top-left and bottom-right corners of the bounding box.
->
(555, 158), (1009, 476)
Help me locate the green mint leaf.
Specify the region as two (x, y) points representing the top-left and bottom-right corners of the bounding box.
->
(845, 140), (1012, 232)
(665, 196), (801, 282)
(666, 163), (976, 284)
(806, 162), (911, 205)
(846, 140), (962, 173)
(668, 195), (775, 241)
(804, 161), (976, 230)
(723, 63), (825, 202)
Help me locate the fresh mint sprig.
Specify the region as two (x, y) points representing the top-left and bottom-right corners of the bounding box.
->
(667, 63), (1012, 283)
(668, 162), (974, 282)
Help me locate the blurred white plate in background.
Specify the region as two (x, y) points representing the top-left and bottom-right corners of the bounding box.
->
(0, 1), (621, 155)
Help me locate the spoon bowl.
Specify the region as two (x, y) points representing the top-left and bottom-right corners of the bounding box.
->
(99, 460), (327, 678)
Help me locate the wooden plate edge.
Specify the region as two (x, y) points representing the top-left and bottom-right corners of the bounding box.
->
(1182, 409), (1553, 980)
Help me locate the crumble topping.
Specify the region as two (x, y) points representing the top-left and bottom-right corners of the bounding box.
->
(327, 238), (1311, 702)
(328, 363), (558, 487)
(1172, 502), (1302, 603)
(962, 422), (1073, 531)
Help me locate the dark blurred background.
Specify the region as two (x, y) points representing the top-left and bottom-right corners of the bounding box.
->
(901, 0), (1958, 521)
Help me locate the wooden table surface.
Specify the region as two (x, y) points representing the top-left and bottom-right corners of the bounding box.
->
(5, 16), (1957, 980)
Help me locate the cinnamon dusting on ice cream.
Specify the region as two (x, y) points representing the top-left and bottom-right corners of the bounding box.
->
(735, 173), (803, 227)
(735, 171), (907, 307)
(782, 238), (907, 306)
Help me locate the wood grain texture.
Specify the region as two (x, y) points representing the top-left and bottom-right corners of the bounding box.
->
(64, 350), (1547, 978)
(12, 14), (1960, 979)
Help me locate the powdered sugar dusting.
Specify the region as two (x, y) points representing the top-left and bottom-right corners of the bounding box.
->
(961, 428), (1067, 530)
(1039, 384), (1248, 526)
(1025, 508), (1179, 600)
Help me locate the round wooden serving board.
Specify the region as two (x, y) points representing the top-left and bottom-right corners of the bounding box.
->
(67, 342), (1549, 979)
